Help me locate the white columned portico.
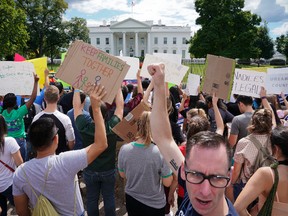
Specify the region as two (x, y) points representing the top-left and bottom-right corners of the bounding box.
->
(122, 32), (126, 56)
(135, 32), (139, 57)
(147, 32), (151, 54)
(110, 33), (114, 55)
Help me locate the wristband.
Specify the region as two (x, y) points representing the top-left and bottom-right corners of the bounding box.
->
(261, 96), (267, 99)
(74, 89), (81, 93)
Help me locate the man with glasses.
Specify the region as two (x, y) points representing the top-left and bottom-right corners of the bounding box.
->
(148, 63), (238, 216)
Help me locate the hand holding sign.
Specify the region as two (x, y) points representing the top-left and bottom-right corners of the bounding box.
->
(89, 84), (106, 109)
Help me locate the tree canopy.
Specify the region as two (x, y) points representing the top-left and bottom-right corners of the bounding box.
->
(0, 0), (29, 59)
(190, 0), (262, 59)
(276, 34), (288, 57)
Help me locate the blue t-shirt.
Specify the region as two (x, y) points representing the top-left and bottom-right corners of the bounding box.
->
(176, 193), (239, 216)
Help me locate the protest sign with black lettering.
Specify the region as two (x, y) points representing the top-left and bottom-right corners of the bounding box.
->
(141, 54), (189, 86)
(202, 54), (235, 100)
(112, 101), (151, 142)
(0, 62), (35, 95)
(266, 68), (288, 94)
(232, 69), (266, 98)
(56, 40), (130, 104)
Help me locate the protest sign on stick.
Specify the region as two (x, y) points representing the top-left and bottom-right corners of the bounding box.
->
(26, 57), (47, 89)
(266, 68), (288, 94)
(141, 54), (189, 86)
(117, 56), (139, 80)
(153, 53), (182, 65)
(232, 69), (266, 98)
(0, 62), (35, 95)
(56, 40), (130, 104)
(202, 54), (235, 100)
(112, 101), (151, 142)
(187, 74), (200, 96)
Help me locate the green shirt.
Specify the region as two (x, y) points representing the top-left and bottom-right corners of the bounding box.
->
(76, 114), (120, 172)
(0, 105), (28, 138)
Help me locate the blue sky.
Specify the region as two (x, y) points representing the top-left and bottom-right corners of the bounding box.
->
(64, 0), (288, 40)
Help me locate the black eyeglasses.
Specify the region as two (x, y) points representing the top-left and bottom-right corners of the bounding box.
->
(184, 163), (230, 188)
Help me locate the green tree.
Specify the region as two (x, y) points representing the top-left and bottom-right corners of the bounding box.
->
(253, 23), (274, 59)
(0, 0), (29, 59)
(276, 34), (288, 57)
(190, 0), (261, 59)
(15, 0), (68, 57)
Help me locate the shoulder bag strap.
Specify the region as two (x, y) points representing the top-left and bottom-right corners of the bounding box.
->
(257, 163), (279, 216)
(245, 135), (270, 158)
(0, 159), (15, 172)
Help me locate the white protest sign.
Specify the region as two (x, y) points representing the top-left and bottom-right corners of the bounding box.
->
(141, 54), (189, 86)
(153, 53), (182, 65)
(0, 62), (35, 95)
(266, 68), (288, 94)
(232, 69), (266, 98)
(117, 56), (139, 80)
(187, 74), (200, 96)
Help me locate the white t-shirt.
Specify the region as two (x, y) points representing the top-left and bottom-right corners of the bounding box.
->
(13, 149), (87, 216)
(0, 137), (20, 192)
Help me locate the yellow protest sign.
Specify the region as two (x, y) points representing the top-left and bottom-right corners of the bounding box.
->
(26, 57), (47, 89)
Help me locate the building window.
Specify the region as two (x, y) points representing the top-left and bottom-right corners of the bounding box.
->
(119, 38), (123, 45)
(173, 50), (176, 54)
(163, 37), (167, 44)
(182, 50), (186, 58)
(182, 37), (187, 44)
(106, 50), (110, 53)
(154, 37), (158, 45)
(105, 38), (109, 45)
(141, 37), (145, 45)
(96, 38), (100, 45)
(154, 50), (158, 53)
(141, 50), (144, 57)
(163, 50), (167, 53)
(173, 37), (177, 44)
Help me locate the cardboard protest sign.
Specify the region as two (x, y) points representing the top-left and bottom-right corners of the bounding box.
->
(141, 54), (189, 86)
(232, 69), (266, 98)
(56, 41), (130, 104)
(153, 53), (182, 65)
(266, 68), (288, 94)
(187, 74), (200, 96)
(202, 54), (235, 100)
(112, 101), (151, 142)
(26, 57), (47, 89)
(117, 56), (139, 80)
(0, 62), (35, 95)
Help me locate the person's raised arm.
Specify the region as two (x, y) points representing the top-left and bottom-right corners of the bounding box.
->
(143, 79), (154, 106)
(213, 93), (224, 135)
(85, 85), (108, 164)
(149, 64), (174, 145)
(136, 69), (143, 95)
(44, 68), (50, 88)
(260, 87), (276, 127)
(73, 90), (83, 121)
(114, 88), (124, 120)
(179, 92), (188, 112)
(25, 74), (39, 109)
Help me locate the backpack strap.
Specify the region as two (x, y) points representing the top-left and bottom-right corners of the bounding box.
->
(22, 163), (52, 199)
(245, 134), (271, 159)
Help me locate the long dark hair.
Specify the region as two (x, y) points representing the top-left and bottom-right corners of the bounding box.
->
(0, 115), (8, 153)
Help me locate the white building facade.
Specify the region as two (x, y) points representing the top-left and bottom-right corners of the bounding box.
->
(89, 18), (191, 59)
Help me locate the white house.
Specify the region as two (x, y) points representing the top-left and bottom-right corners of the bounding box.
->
(89, 18), (192, 59)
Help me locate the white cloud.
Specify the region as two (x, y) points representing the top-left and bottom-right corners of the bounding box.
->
(272, 22), (288, 36)
(254, 0), (288, 22)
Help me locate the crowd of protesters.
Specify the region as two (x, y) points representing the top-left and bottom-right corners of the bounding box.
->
(0, 63), (288, 216)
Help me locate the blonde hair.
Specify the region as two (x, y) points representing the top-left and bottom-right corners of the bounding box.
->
(187, 108), (207, 119)
(247, 108), (272, 134)
(135, 111), (152, 146)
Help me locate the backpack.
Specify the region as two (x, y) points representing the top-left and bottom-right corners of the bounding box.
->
(21, 165), (59, 216)
(245, 134), (276, 175)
